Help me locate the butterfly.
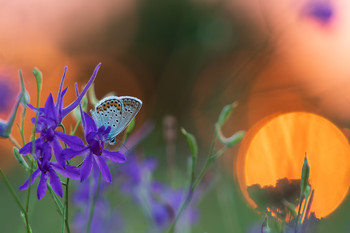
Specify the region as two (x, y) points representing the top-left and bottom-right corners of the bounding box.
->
(90, 96), (142, 145)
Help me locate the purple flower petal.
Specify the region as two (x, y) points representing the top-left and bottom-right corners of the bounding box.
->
(57, 86), (68, 123)
(52, 138), (65, 167)
(98, 126), (111, 141)
(19, 168), (40, 191)
(39, 142), (53, 166)
(102, 150), (126, 163)
(27, 103), (44, 115)
(81, 153), (93, 182)
(48, 168), (63, 197)
(52, 162), (80, 180)
(19, 139), (41, 155)
(74, 83), (87, 131)
(44, 94), (58, 124)
(94, 156), (111, 183)
(61, 63), (101, 119)
(37, 173), (48, 200)
(55, 131), (85, 150)
(62, 147), (89, 160)
(56, 67), (67, 119)
(83, 112), (97, 136)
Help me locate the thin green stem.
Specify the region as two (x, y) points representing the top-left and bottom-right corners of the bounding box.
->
(294, 195), (304, 233)
(0, 169), (31, 232)
(20, 107), (27, 146)
(70, 119), (81, 135)
(48, 184), (64, 215)
(24, 67), (41, 232)
(86, 175), (102, 233)
(64, 178), (71, 233)
(0, 169), (26, 213)
(61, 205), (65, 233)
(167, 136), (218, 233)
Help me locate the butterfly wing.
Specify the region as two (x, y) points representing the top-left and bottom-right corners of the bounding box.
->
(115, 96), (142, 135)
(90, 96), (142, 144)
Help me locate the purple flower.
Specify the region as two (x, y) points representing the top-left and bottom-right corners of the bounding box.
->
(150, 183), (199, 232)
(19, 64), (101, 167)
(73, 175), (124, 233)
(0, 77), (16, 113)
(62, 85), (126, 182)
(302, 1), (334, 24)
(18, 141), (80, 199)
(115, 154), (199, 232)
(117, 154), (157, 195)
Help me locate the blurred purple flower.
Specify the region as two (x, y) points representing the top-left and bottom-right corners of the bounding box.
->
(73, 174), (124, 233)
(116, 154), (156, 195)
(150, 182), (199, 232)
(0, 79), (16, 113)
(62, 84), (126, 182)
(116, 154), (199, 232)
(302, 1), (333, 24)
(18, 141), (80, 199)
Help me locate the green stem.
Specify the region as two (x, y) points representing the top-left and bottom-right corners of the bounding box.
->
(0, 169), (31, 232)
(86, 175), (102, 233)
(167, 136), (218, 233)
(0, 169), (26, 213)
(294, 195), (304, 233)
(61, 205), (65, 233)
(48, 184), (64, 215)
(20, 107), (27, 146)
(64, 178), (71, 233)
(70, 119), (81, 135)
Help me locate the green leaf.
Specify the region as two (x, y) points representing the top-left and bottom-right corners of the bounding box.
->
(301, 153), (310, 196)
(217, 102), (237, 127)
(181, 128), (198, 161)
(32, 67), (42, 93)
(13, 148), (29, 171)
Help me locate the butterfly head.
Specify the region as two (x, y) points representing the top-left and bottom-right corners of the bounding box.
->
(107, 137), (117, 145)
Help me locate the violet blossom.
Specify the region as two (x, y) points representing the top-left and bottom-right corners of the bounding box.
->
(73, 173), (124, 233)
(62, 84), (126, 182)
(19, 64), (101, 167)
(18, 140), (80, 199)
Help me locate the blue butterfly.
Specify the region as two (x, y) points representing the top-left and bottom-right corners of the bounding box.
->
(91, 96), (142, 144)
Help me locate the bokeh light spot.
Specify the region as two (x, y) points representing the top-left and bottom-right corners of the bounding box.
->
(236, 112), (350, 218)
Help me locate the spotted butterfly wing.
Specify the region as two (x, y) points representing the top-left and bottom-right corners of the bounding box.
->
(90, 96), (142, 144)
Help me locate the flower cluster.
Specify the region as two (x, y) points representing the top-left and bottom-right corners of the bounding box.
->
(73, 151), (201, 233)
(18, 63), (126, 200)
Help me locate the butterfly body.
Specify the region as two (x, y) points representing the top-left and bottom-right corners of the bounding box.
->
(90, 96), (142, 144)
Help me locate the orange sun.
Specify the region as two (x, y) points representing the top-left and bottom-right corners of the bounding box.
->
(236, 112), (350, 218)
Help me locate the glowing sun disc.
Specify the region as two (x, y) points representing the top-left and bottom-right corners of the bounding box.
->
(236, 112), (350, 218)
